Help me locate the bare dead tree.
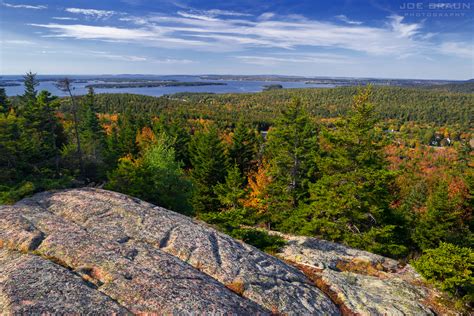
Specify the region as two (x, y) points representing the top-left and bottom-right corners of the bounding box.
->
(56, 78), (85, 180)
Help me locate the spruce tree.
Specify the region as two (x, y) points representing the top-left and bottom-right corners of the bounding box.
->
(295, 87), (405, 257)
(106, 133), (193, 214)
(22, 71), (39, 105)
(214, 164), (247, 210)
(265, 98), (319, 222)
(189, 126), (228, 214)
(229, 121), (260, 176)
(56, 78), (84, 179)
(79, 87), (107, 181)
(155, 114), (191, 168)
(0, 88), (10, 116)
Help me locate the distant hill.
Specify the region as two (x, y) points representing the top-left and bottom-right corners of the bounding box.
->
(425, 80), (474, 93)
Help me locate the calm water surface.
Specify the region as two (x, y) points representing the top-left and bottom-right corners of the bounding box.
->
(1, 75), (334, 97)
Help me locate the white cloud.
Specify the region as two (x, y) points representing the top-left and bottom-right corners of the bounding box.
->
(87, 50), (193, 63)
(177, 11), (220, 21)
(2, 2), (46, 9)
(65, 8), (117, 19)
(439, 42), (473, 59)
(204, 9), (251, 17)
(152, 58), (193, 64)
(1, 39), (35, 45)
(388, 15), (421, 38)
(52, 17), (78, 21)
(335, 15), (363, 25)
(30, 24), (153, 40)
(235, 53), (353, 65)
(258, 12), (275, 21)
(88, 51), (147, 61)
(28, 11), (470, 61)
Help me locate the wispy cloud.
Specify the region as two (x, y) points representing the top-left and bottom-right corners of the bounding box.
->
(203, 9), (251, 17)
(388, 15), (421, 38)
(439, 42), (473, 59)
(258, 12), (275, 21)
(236, 53), (353, 65)
(87, 50), (193, 64)
(28, 10), (469, 60)
(30, 24), (153, 40)
(335, 15), (363, 25)
(2, 2), (46, 9)
(65, 8), (117, 19)
(52, 17), (78, 21)
(0, 39), (36, 45)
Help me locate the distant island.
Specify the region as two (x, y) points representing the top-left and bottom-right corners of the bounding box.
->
(199, 74), (465, 88)
(263, 84), (283, 91)
(0, 82), (21, 87)
(86, 81), (227, 89)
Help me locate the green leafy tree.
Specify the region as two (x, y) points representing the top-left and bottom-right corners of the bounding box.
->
(189, 126), (228, 214)
(21, 71), (39, 107)
(413, 243), (473, 306)
(229, 121), (260, 176)
(0, 88), (10, 116)
(154, 114), (191, 168)
(56, 78), (84, 179)
(79, 87), (107, 181)
(291, 87), (406, 257)
(412, 180), (472, 251)
(35, 90), (66, 175)
(265, 98), (319, 223)
(214, 164), (247, 210)
(0, 75), (69, 203)
(106, 133), (193, 214)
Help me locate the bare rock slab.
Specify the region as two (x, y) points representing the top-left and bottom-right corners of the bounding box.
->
(0, 188), (339, 315)
(273, 233), (439, 315)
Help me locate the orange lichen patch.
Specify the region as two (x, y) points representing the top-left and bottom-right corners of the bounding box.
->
(77, 266), (111, 287)
(335, 259), (392, 279)
(225, 279), (245, 296)
(270, 306), (286, 316)
(285, 260), (356, 316)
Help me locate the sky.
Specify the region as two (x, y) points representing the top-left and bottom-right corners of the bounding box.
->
(0, 0), (473, 79)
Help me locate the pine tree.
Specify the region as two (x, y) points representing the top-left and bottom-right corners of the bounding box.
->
(189, 126), (228, 214)
(56, 78), (84, 179)
(0, 88), (10, 116)
(79, 87), (107, 181)
(412, 180), (472, 251)
(295, 87), (405, 257)
(265, 98), (319, 222)
(155, 114), (191, 168)
(21, 71), (39, 106)
(214, 164), (247, 210)
(229, 121), (260, 176)
(35, 90), (66, 176)
(81, 87), (103, 134)
(106, 133), (193, 214)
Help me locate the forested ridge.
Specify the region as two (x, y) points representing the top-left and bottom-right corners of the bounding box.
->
(85, 85), (473, 128)
(1, 73), (473, 311)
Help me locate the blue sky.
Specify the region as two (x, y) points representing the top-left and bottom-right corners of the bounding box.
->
(0, 0), (473, 79)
